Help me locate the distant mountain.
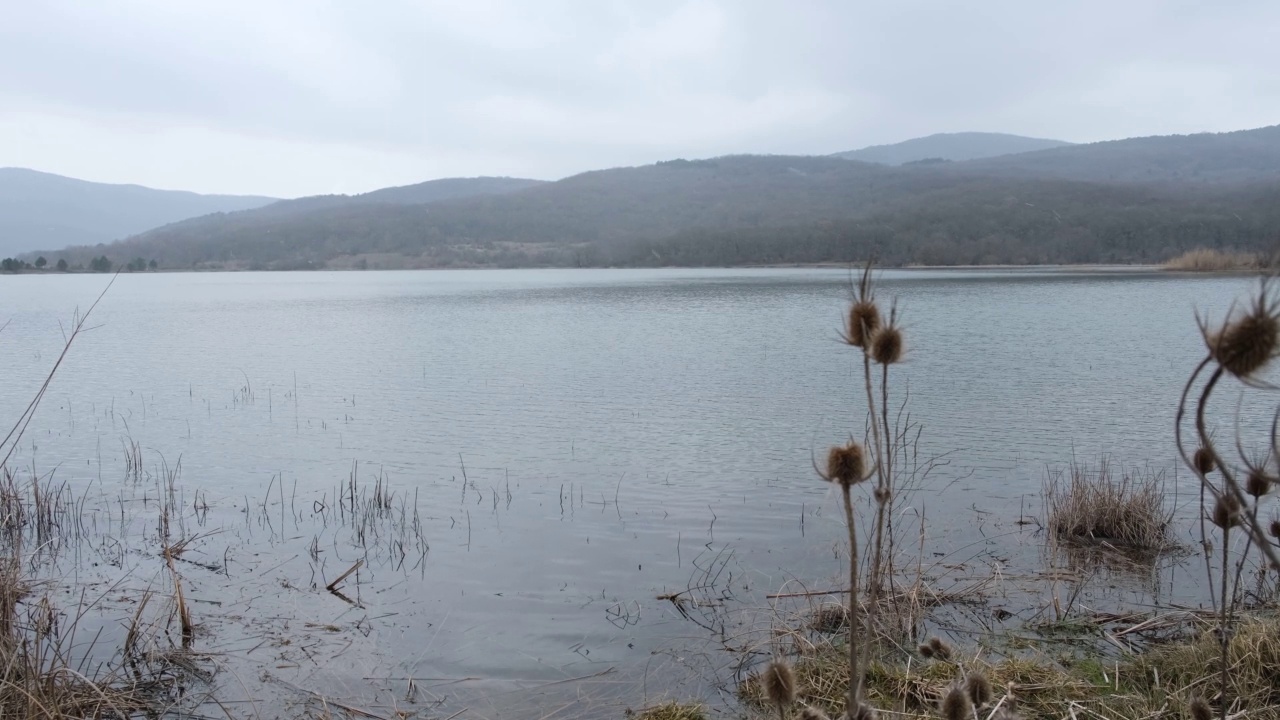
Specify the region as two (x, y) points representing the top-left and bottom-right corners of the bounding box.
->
(832, 132), (1073, 165)
(0, 168), (277, 257)
(41, 141), (1280, 271)
(241, 176), (546, 219)
(950, 125), (1280, 185)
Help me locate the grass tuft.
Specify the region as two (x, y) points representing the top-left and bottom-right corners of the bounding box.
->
(1045, 460), (1172, 551)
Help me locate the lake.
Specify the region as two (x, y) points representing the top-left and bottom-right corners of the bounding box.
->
(0, 267), (1267, 717)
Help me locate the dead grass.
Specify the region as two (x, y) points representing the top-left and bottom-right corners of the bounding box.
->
(738, 616), (1280, 719)
(629, 701), (709, 720)
(1044, 460), (1173, 552)
(1163, 248), (1263, 273)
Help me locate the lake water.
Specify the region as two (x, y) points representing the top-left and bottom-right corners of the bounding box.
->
(0, 268), (1269, 717)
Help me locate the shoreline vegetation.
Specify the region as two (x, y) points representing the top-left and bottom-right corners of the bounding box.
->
(0, 256), (1267, 275)
(6, 269), (1280, 719)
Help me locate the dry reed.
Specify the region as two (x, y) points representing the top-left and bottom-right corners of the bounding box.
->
(1044, 460), (1172, 551)
(1163, 248), (1263, 273)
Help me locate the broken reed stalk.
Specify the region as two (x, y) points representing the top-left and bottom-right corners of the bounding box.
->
(327, 559), (363, 592)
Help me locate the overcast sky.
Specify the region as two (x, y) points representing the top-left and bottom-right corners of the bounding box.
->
(1, 1), (1278, 198)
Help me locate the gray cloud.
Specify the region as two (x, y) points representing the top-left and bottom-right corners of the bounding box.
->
(1, 0), (1277, 197)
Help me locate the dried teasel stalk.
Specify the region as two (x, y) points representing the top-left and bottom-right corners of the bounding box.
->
(847, 300), (881, 348)
(1194, 447), (1216, 475)
(965, 671), (993, 708)
(940, 685), (973, 720)
(869, 326), (903, 365)
(763, 659), (797, 717)
(927, 636), (954, 662)
(825, 442), (868, 486)
(1212, 492), (1242, 529)
(1246, 467), (1274, 497)
(1203, 281), (1280, 379)
(1189, 697), (1212, 720)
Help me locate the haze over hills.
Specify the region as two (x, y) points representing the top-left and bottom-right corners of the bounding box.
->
(0, 168), (277, 257)
(16, 124), (1280, 270)
(831, 132), (1073, 164)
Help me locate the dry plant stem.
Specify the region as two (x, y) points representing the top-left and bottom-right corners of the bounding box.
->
(1193, 365), (1280, 571)
(1219, 526), (1231, 720)
(841, 481), (862, 709)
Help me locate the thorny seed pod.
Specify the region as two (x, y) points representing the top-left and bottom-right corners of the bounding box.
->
(927, 636), (954, 662)
(1270, 517), (1280, 538)
(918, 643), (934, 658)
(800, 707), (832, 720)
(763, 660), (797, 708)
(850, 703), (878, 720)
(1193, 448), (1216, 475)
(940, 685), (973, 720)
(1206, 288), (1280, 379)
(1212, 493), (1242, 530)
(965, 672), (993, 708)
(1189, 697), (1212, 720)
(874, 486), (891, 505)
(1247, 468), (1273, 497)
(826, 442), (867, 486)
(869, 325), (904, 365)
(847, 301), (881, 348)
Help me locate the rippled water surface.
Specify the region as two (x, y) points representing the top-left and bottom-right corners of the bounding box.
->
(0, 268), (1264, 716)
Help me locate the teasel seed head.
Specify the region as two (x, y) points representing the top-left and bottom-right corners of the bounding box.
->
(763, 659), (797, 708)
(1206, 288), (1280, 379)
(965, 672), (993, 708)
(800, 707), (832, 720)
(1212, 492), (1242, 530)
(847, 301), (881, 348)
(1247, 468), (1273, 498)
(1189, 697), (1212, 720)
(1193, 448), (1216, 475)
(1270, 516), (1280, 538)
(918, 643), (934, 659)
(927, 636), (954, 662)
(825, 442), (868, 486)
(940, 685), (973, 720)
(869, 325), (904, 365)
(874, 486), (891, 505)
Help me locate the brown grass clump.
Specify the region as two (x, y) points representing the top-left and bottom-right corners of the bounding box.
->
(1045, 460), (1172, 551)
(1163, 248), (1262, 273)
(1128, 616), (1280, 715)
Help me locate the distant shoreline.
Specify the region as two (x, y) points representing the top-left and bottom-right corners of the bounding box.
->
(0, 261), (1264, 276)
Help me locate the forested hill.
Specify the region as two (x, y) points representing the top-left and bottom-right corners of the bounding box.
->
(832, 132), (1072, 164)
(0, 168), (276, 257)
(30, 125), (1280, 270)
(948, 125), (1280, 185)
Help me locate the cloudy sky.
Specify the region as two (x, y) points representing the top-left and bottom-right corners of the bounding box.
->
(1, 1), (1277, 198)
